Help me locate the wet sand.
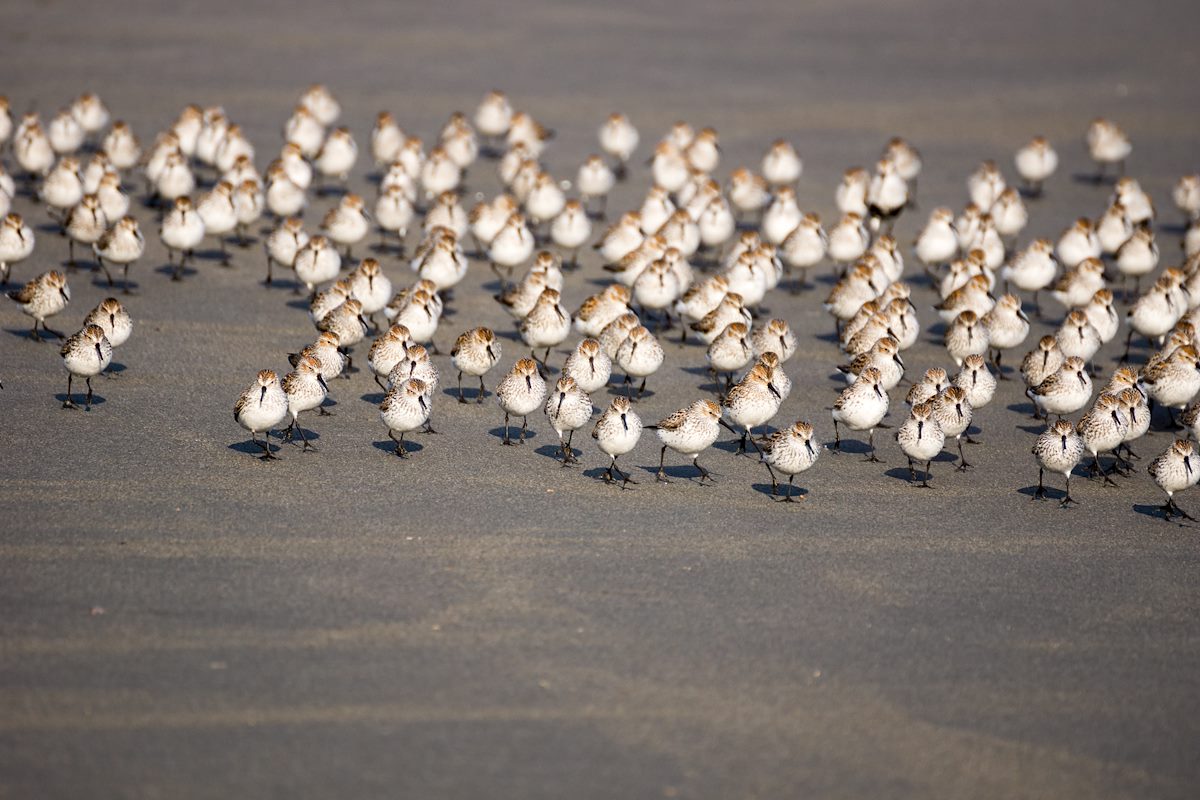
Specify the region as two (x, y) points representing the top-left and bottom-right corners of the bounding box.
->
(1, 1), (1199, 797)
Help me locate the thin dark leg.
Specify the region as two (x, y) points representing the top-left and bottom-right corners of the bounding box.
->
(294, 418), (317, 452)
(122, 263), (133, 294)
(864, 429), (883, 463)
(457, 370), (466, 403)
(1033, 467), (1046, 500)
(782, 474), (797, 502)
(922, 460), (932, 488)
(613, 456), (636, 488)
(693, 456), (713, 483)
(657, 445), (670, 482)
(84, 377), (93, 410)
(502, 412), (513, 445)
(519, 414), (528, 443)
(62, 374), (78, 409)
(1167, 498), (1196, 521)
(258, 431), (278, 461)
(389, 430), (408, 457)
(1061, 474), (1076, 508)
(956, 437), (972, 470)
(477, 377), (486, 403)
(832, 419), (841, 451)
(97, 256), (114, 286)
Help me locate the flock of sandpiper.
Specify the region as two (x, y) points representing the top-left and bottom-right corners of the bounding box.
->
(4, 87), (1200, 517)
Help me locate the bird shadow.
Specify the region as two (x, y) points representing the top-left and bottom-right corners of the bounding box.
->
(1017, 423), (1046, 434)
(106, 362), (127, 376)
(1016, 485), (1076, 505)
(636, 462), (711, 482)
(154, 263), (196, 280)
(1072, 172), (1114, 186)
(605, 384), (655, 401)
(285, 298), (312, 311)
(360, 392), (386, 404)
(441, 386), (488, 403)
(265, 277), (305, 292)
(535, 443), (581, 464)
(493, 328), (522, 343)
(54, 392), (106, 407)
(1130, 503), (1194, 525)
(1007, 401), (1037, 416)
(826, 438), (871, 455)
(371, 438), (424, 455)
(751, 481), (808, 501)
(5, 327), (59, 341)
(488, 425), (538, 443)
(228, 438), (283, 456)
(814, 330), (841, 344)
(35, 222), (63, 235)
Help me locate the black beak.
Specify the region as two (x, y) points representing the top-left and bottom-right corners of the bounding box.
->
(95, 342), (103, 361)
(1077, 372), (1087, 388)
(805, 440), (815, 457)
(718, 418), (738, 434)
(621, 413), (628, 431)
(259, 386), (266, 403)
(525, 375), (531, 390)
(1186, 457), (1193, 476)
(768, 382), (781, 400)
(318, 375), (329, 392)
(486, 346), (495, 360)
(557, 393), (565, 413)
(418, 394), (427, 412)
(60, 288), (69, 301)
(874, 384), (883, 399)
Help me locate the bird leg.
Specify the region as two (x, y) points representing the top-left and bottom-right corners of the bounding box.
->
(863, 428), (884, 463)
(955, 437), (972, 470)
(389, 430), (408, 458)
(693, 456), (714, 483)
(62, 374), (78, 409)
(1165, 498), (1196, 522)
(96, 256), (114, 286)
(258, 431), (279, 460)
(656, 445), (671, 483)
(457, 370), (466, 403)
(1033, 467), (1047, 500)
(477, 377), (487, 403)
(295, 419), (319, 450)
(84, 377), (94, 410)
(502, 412), (513, 445)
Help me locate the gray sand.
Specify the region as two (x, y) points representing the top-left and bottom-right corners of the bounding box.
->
(2, 1), (1199, 797)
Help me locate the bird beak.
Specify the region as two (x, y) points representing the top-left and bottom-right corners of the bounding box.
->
(59, 288), (69, 301)
(94, 342), (103, 361)
(525, 375), (532, 390)
(718, 418), (738, 434)
(557, 393), (565, 413)
(318, 375), (329, 391)
(1187, 457), (1193, 476)
(768, 382), (781, 400)
(1077, 372), (1087, 388)
(874, 385), (883, 399)
(418, 394), (427, 412)
(358, 315), (368, 332)
(621, 413), (628, 431)
(805, 440), (815, 457)
(259, 386), (266, 403)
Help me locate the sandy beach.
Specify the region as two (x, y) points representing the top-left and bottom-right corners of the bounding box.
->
(1, 1), (1199, 796)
